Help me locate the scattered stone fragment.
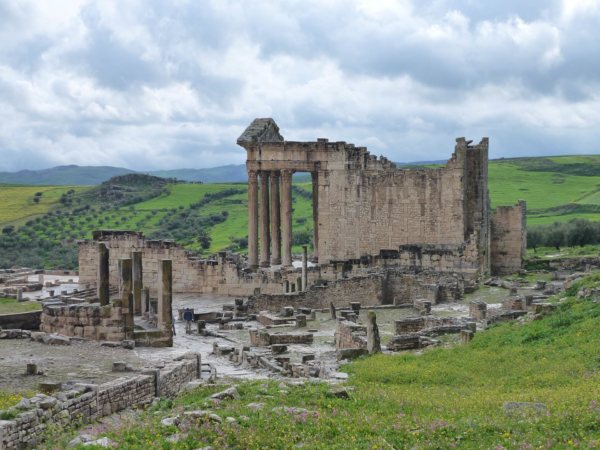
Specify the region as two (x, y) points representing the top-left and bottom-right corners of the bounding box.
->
(100, 341), (121, 348)
(43, 334), (70, 346)
(272, 406), (309, 414)
(247, 403), (265, 411)
(83, 437), (113, 448)
(337, 348), (368, 360)
(161, 416), (179, 427)
(210, 387), (241, 401)
(328, 388), (350, 399)
(112, 361), (127, 372)
(184, 410), (223, 424)
(14, 398), (31, 411)
(121, 340), (135, 350)
(68, 435), (95, 448)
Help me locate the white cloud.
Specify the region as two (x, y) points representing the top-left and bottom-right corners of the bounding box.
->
(0, 0), (599, 172)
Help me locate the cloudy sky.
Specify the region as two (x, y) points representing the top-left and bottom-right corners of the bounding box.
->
(1, 0), (600, 172)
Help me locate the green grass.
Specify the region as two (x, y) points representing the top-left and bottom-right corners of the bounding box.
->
(0, 185), (89, 225)
(40, 273), (600, 449)
(547, 155), (600, 164)
(527, 213), (600, 226)
(0, 297), (42, 314)
(489, 163), (600, 210)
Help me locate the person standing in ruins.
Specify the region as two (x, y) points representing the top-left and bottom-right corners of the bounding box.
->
(183, 308), (193, 334)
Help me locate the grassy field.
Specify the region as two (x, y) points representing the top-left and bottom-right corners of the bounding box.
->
(35, 272), (600, 449)
(0, 298), (42, 314)
(0, 185), (89, 225)
(4, 155), (600, 263)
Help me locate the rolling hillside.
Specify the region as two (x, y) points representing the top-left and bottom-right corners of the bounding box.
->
(4, 154), (600, 269)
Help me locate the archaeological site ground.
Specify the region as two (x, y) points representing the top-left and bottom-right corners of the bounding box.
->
(2, 120), (600, 449)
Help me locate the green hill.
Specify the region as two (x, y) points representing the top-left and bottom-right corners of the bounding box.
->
(0, 165), (135, 185)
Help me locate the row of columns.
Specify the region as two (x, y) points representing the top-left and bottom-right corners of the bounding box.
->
(248, 170), (318, 269)
(96, 243), (172, 337)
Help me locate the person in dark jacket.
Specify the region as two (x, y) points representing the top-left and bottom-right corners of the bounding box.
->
(183, 308), (194, 334)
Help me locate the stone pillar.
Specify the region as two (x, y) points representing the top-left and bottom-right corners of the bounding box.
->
(16, 289), (23, 301)
(302, 245), (308, 291)
(259, 171), (271, 267)
(248, 170), (259, 270)
(119, 258), (134, 338)
(296, 315), (307, 328)
(367, 311), (382, 354)
(311, 172), (319, 262)
(270, 171), (282, 265)
(281, 169), (294, 268)
(330, 302), (336, 320)
(131, 251), (143, 315)
(158, 259), (173, 333)
(38, 274), (44, 283)
(97, 243), (110, 306)
(141, 286), (150, 318)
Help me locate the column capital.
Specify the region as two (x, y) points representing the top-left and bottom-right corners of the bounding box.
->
(248, 170), (258, 182)
(281, 169), (295, 180)
(259, 170), (271, 179)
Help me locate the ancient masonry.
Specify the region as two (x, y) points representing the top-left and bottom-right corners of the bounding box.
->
(78, 119), (526, 307)
(0, 354), (201, 450)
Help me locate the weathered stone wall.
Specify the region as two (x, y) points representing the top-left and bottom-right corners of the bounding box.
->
(78, 231), (332, 296)
(386, 270), (464, 305)
(0, 357), (200, 450)
(491, 200), (527, 276)
(394, 316), (464, 334)
(249, 138), (492, 272)
(247, 275), (383, 313)
(40, 303), (125, 341)
(0, 311), (42, 330)
(335, 320), (367, 350)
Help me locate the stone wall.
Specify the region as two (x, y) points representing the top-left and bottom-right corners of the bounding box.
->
(0, 357), (200, 450)
(247, 275), (382, 313)
(491, 200), (527, 276)
(247, 136), (492, 272)
(0, 311), (42, 330)
(335, 320), (367, 350)
(394, 316), (464, 334)
(40, 303), (125, 341)
(78, 231), (332, 296)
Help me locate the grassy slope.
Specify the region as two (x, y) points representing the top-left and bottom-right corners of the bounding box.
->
(0, 298), (42, 314)
(40, 273), (600, 449)
(0, 185), (90, 225)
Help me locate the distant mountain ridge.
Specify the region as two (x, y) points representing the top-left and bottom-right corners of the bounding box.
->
(0, 159), (472, 186)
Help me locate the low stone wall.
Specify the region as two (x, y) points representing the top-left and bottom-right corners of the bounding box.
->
(469, 300), (487, 319)
(394, 316), (464, 335)
(0, 311), (42, 330)
(335, 320), (367, 350)
(247, 275), (383, 313)
(0, 356), (200, 450)
(501, 298), (525, 310)
(40, 303), (125, 341)
(249, 329), (313, 346)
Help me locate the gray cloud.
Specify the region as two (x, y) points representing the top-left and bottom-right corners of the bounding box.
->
(1, 0), (600, 172)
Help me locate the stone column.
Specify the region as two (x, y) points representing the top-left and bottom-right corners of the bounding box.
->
(131, 251), (143, 315)
(302, 245), (308, 291)
(367, 311), (382, 354)
(158, 259), (173, 333)
(97, 243), (110, 306)
(281, 169), (294, 268)
(270, 171), (282, 265)
(141, 286), (150, 319)
(119, 258), (134, 338)
(259, 171), (271, 267)
(311, 172), (319, 262)
(248, 170), (259, 270)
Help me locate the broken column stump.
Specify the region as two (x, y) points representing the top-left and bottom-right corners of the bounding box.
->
(296, 314), (307, 328)
(461, 330), (474, 344)
(366, 311), (382, 354)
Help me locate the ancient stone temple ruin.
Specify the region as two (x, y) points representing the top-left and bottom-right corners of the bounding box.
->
(78, 118), (526, 310)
